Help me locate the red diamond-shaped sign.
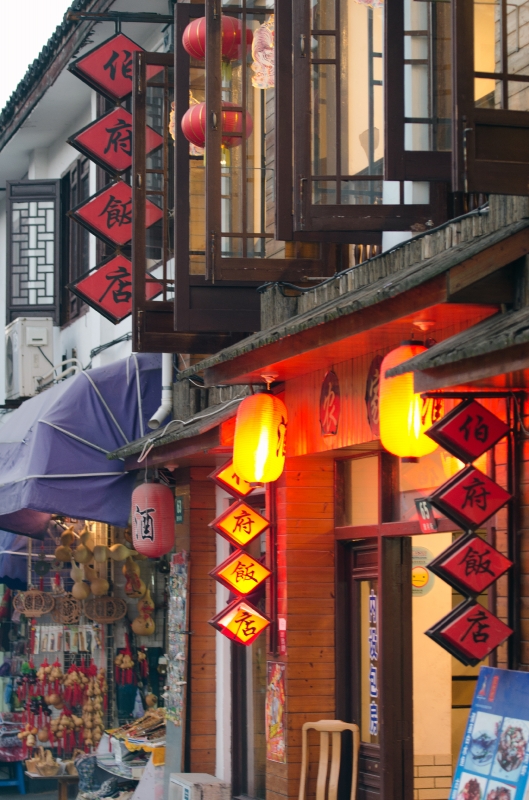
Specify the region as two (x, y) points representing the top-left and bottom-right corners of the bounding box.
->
(210, 550), (271, 597)
(426, 599), (512, 666)
(427, 399), (509, 463)
(68, 255), (163, 324)
(70, 181), (163, 247)
(69, 33), (143, 102)
(209, 598), (270, 646)
(427, 532), (512, 596)
(428, 466), (511, 530)
(209, 460), (256, 499)
(210, 501), (269, 548)
(68, 108), (163, 175)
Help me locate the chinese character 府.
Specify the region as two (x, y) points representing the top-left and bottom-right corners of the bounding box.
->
(232, 509), (254, 537)
(461, 476), (491, 512)
(104, 117), (132, 157)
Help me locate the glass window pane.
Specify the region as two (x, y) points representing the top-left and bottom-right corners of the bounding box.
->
(312, 180), (337, 204)
(311, 0), (336, 30)
(360, 579), (380, 744)
(311, 34), (336, 58)
(343, 456), (379, 526)
(341, 179), (382, 205)
(508, 79), (529, 109)
(507, 0), (529, 76)
(474, 0), (501, 74)
(475, 77), (502, 106)
(312, 64), (337, 176)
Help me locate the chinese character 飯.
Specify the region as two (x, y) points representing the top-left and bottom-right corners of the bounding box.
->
(461, 476), (491, 512)
(231, 560), (258, 585)
(458, 545), (495, 578)
(460, 607), (490, 644)
(104, 117), (132, 157)
(99, 264), (132, 305)
(99, 193), (132, 229)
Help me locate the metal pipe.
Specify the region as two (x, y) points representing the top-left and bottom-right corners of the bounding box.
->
(148, 353), (173, 430)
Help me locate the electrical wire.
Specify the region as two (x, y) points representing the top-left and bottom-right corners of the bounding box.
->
(511, 393), (529, 437)
(89, 332), (132, 360)
(37, 346), (54, 368)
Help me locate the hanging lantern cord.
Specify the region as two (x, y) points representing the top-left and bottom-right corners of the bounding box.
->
(261, 374), (278, 392)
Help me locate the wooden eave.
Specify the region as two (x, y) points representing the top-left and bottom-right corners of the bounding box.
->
(176, 220), (529, 387)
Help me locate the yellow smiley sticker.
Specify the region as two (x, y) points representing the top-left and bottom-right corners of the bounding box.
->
(412, 566), (430, 589)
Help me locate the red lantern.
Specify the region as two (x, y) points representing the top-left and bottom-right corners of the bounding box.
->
(182, 15), (253, 61)
(131, 481), (174, 558)
(181, 101), (253, 149)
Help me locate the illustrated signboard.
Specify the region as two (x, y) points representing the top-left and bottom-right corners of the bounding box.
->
(451, 667), (529, 800)
(266, 662), (286, 762)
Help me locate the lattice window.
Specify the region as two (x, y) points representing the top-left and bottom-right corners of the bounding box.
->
(7, 181), (60, 324)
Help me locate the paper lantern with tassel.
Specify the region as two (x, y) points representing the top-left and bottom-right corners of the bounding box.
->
(132, 481), (174, 557)
(233, 393), (287, 483)
(182, 15), (253, 61)
(379, 342), (443, 460)
(181, 101), (253, 149)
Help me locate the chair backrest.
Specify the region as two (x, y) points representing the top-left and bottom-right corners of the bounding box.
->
(298, 720), (360, 800)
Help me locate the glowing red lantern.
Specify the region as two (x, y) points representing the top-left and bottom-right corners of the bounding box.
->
(379, 342), (443, 459)
(182, 15), (253, 61)
(181, 101), (253, 149)
(131, 481), (174, 558)
(233, 393), (287, 483)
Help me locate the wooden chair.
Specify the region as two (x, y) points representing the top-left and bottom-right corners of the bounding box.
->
(298, 720), (360, 800)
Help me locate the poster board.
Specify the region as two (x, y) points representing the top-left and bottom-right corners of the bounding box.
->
(451, 667), (529, 800)
(266, 662), (286, 763)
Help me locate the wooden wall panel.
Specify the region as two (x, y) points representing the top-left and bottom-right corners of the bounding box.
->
(267, 455), (336, 800)
(189, 467), (217, 774)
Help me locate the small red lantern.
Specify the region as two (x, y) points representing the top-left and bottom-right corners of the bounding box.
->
(181, 101), (253, 149)
(182, 15), (253, 61)
(132, 481), (174, 558)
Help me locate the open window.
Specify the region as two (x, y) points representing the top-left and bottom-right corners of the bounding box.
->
(292, 0), (448, 235)
(453, 0), (529, 193)
(132, 49), (251, 353)
(385, 0), (452, 181)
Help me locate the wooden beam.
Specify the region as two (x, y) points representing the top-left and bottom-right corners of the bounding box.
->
(448, 227), (529, 296)
(413, 341), (529, 392)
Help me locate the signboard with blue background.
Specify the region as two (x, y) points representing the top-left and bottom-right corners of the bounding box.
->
(452, 667), (529, 800)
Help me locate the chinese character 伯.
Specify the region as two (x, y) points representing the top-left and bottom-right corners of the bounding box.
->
(458, 545), (495, 579)
(461, 476), (491, 512)
(103, 49), (133, 82)
(99, 264), (132, 305)
(369, 588), (377, 624)
(369, 665), (378, 698)
(459, 414), (489, 445)
(99, 193), (132, 230)
(135, 505), (155, 541)
(369, 701), (378, 736)
(460, 607), (490, 644)
(368, 626), (378, 660)
(232, 509), (254, 537)
(104, 117), (132, 157)
(233, 609), (258, 639)
(231, 560), (258, 585)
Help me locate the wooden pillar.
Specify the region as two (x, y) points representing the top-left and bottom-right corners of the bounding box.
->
(189, 466), (217, 774)
(267, 454), (336, 800)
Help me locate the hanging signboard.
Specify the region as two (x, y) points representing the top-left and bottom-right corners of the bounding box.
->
(210, 597), (270, 646)
(428, 466), (511, 531)
(70, 181), (163, 247)
(210, 550), (271, 597)
(266, 662), (286, 763)
(426, 599), (512, 666)
(365, 354), (383, 438)
(427, 399), (509, 464)
(68, 254), (163, 323)
(414, 498), (438, 533)
(210, 500), (269, 548)
(320, 371), (340, 436)
(427, 531), (512, 597)
(451, 667), (529, 800)
(68, 108), (163, 175)
(209, 460), (255, 499)
(68, 33), (145, 102)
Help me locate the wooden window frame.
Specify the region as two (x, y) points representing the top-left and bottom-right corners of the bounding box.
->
(204, 0), (338, 280)
(291, 0), (449, 235)
(133, 48), (247, 353)
(385, 0), (452, 182)
(61, 157), (90, 325)
(6, 180), (61, 325)
(452, 0), (529, 194)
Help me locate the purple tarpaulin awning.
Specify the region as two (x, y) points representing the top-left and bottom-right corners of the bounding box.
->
(0, 353), (162, 537)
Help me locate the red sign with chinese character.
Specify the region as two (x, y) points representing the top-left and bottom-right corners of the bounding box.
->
(209, 460), (255, 499)
(428, 465), (511, 530)
(210, 550), (271, 597)
(68, 255), (163, 324)
(68, 108), (163, 175)
(365, 354), (383, 438)
(209, 598), (270, 646)
(69, 33), (144, 102)
(320, 371), (340, 435)
(427, 600), (512, 666)
(427, 532), (512, 596)
(70, 181), (163, 247)
(210, 500), (269, 548)
(427, 399), (509, 464)
(414, 498), (438, 533)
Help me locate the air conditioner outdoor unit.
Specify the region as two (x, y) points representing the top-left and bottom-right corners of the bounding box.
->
(5, 317), (54, 400)
(169, 774), (231, 800)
